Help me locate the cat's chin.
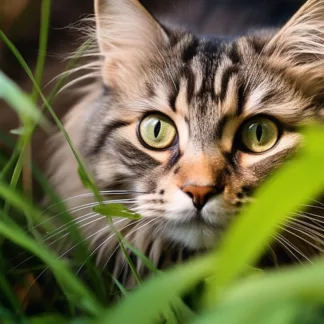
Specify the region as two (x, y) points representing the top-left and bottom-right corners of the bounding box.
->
(163, 220), (223, 250)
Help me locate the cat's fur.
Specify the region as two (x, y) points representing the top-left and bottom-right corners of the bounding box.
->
(47, 0), (323, 285)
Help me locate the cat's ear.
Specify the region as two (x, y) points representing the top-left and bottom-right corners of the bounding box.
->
(94, 0), (168, 87)
(265, 0), (324, 97)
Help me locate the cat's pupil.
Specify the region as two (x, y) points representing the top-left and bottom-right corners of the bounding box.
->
(154, 120), (161, 138)
(256, 124), (263, 142)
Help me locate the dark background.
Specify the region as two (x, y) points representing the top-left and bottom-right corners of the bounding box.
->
(0, 0), (306, 158)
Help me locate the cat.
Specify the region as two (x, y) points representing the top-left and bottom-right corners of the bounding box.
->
(47, 0), (323, 286)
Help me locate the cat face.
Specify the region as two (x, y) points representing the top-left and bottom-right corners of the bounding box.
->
(78, 0), (322, 251)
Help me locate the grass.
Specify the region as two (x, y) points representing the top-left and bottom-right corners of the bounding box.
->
(1, 1), (324, 323)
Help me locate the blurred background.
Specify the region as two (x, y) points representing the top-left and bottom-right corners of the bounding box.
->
(0, 0), (306, 165)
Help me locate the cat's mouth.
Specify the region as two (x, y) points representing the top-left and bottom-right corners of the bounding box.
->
(167, 210), (225, 230)
(163, 218), (224, 250)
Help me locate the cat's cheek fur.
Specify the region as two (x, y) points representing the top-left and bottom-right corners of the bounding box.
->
(163, 189), (196, 222)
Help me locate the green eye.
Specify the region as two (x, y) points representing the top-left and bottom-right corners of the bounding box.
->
(240, 117), (279, 153)
(138, 114), (177, 149)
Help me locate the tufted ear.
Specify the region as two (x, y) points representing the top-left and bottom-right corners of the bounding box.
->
(94, 0), (169, 87)
(265, 0), (324, 99)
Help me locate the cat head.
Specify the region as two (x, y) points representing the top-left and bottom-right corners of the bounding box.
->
(79, 0), (323, 250)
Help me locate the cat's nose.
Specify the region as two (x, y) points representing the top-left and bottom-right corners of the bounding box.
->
(182, 185), (216, 210)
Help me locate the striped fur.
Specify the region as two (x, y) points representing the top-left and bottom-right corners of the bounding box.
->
(47, 0), (323, 286)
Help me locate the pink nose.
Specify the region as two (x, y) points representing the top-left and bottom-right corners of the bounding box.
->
(182, 185), (216, 210)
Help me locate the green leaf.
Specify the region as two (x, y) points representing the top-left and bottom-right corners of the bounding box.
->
(0, 72), (46, 127)
(29, 315), (69, 324)
(193, 300), (299, 324)
(0, 271), (22, 314)
(97, 255), (215, 324)
(78, 166), (94, 190)
(9, 127), (26, 135)
(93, 204), (142, 220)
(196, 259), (324, 324)
(220, 259), (324, 307)
(31, 0), (50, 104)
(0, 216), (103, 316)
(123, 240), (159, 273)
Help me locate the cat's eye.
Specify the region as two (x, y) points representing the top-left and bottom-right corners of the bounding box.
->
(240, 116), (279, 153)
(138, 113), (177, 149)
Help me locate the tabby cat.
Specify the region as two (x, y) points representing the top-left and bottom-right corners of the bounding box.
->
(47, 0), (323, 285)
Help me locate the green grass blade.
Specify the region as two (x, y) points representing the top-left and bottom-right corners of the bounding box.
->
(31, 165), (108, 301)
(0, 270), (22, 314)
(23, 0), (51, 199)
(29, 315), (70, 324)
(193, 300), (299, 324)
(0, 30), (52, 127)
(0, 216), (103, 316)
(221, 259), (324, 306)
(0, 145), (20, 180)
(0, 72), (45, 126)
(0, 29), (99, 203)
(1, 29), (142, 284)
(0, 181), (50, 227)
(123, 241), (159, 274)
(97, 255), (215, 324)
(93, 204), (142, 220)
(196, 259), (324, 324)
(31, 0), (50, 103)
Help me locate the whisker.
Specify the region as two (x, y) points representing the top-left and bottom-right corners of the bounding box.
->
(310, 198), (324, 208)
(98, 219), (148, 269)
(30, 202), (100, 233)
(105, 217), (159, 269)
(273, 234), (302, 264)
(76, 219), (141, 274)
(293, 212), (324, 226)
(153, 218), (167, 238)
(279, 225), (324, 253)
(42, 190), (138, 214)
(49, 217), (127, 250)
(52, 221), (121, 262)
(58, 72), (101, 93)
(108, 218), (160, 280)
(43, 212), (100, 242)
(274, 233), (311, 263)
(265, 242), (279, 266)
(8, 217), (126, 274)
(302, 204), (324, 211)
(30, 196), (138, 234)
(288, 222), (324, 241)
(300, 211), (324, 220)
(291, 217), (324, 233)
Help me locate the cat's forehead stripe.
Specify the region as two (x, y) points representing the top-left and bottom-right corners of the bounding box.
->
(182, 65), (197, 104)
(168, 79), (180, 112)
(174, 79), (189, 118)
(227, 42), (242, 65)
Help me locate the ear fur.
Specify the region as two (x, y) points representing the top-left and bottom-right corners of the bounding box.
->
(94, 0), (169, 87)
(265, 0), (324, 97)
